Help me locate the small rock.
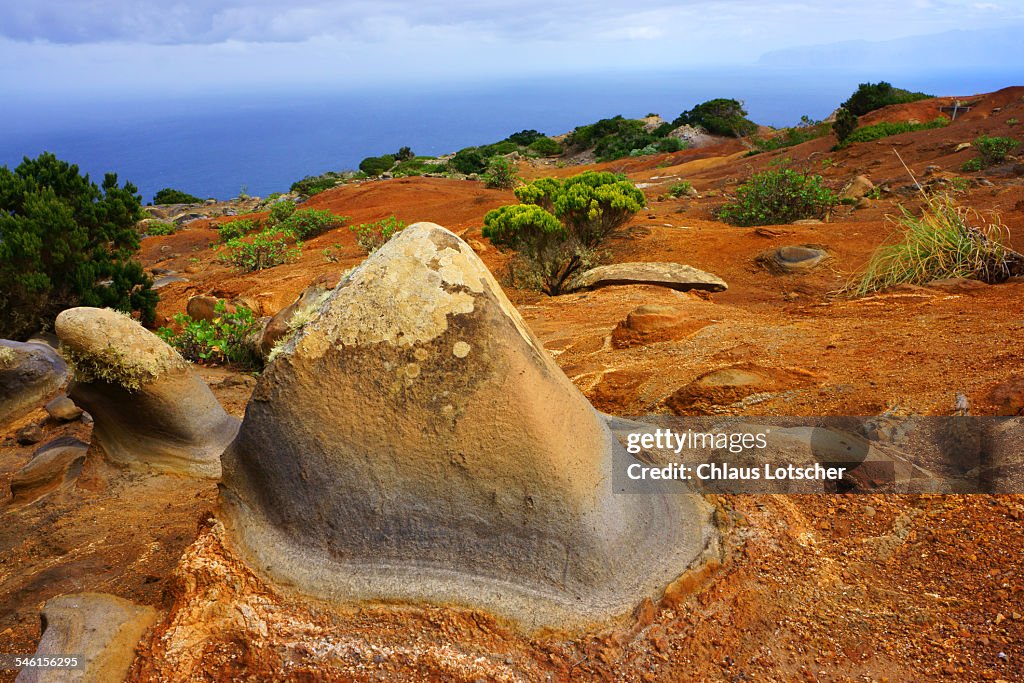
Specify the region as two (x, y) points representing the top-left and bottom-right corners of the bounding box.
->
(569, 262), (727, 293)
(16, 423), (44, 445)
(995, 613), (1005, 625)
(45, 394), (84, 422)
(792, 218), (823, 225)
(855, 197), (872, 209)
(840, 175), (874, 201)
(954, 142), (972, 153)
(759, 245), (829, 274)
(186, 295), (228, 322)
(611, 305), (708, 349)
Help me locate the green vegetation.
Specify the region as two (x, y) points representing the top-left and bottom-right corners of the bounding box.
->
(841, 82), (932, 116)
(482, 171), (645, 294)
(278, 208), (346, 239)
(845, 195), (1014, 296)
(717, 168), (837, 226)
(392, 156), (444, 177)
(832, 107), (859, 145)
(0, 153), (157, 340)
(528, 136), (562, 156)
(350, 216), (406, 254)
(449, 148), (489, 175)
(483, 157), (518, 189)
(218, 228), (302, 272)
(838, 117), (948, 147)
(666, 181), (694, 198)
(268, 199), (296, 224)
(672, 98), (757, 137)
(290, 171), (349, 197)
(152, 188), (202, 205)
(751, 117), (831, 153)
(564, 115), (687, 162)
(965, 135), (1020, 170)
(142, 220), (177, 236)
(217, 218), (258, 242)
(158, 300), (261, 368)
(359, 154), (397, 177)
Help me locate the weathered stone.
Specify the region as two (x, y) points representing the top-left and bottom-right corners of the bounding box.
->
(185, 295), (226, 322)
(45, 394), (83, 422)
(840, 175), (874, 201)
(153, 274), (189, 289)
(258, 279), (333, 359)
(759, 245), (829, 274)
(611, 305), (708, 348)
(926, 277), (989, 293)
(570, 262), (727, 293)
(16, 593), (156, 683)
(55, 308), (237, 478)
(16, 423), (44, 445)
(10, 436), (88, 502)
(0, 340), (69, 428)
(221, 222), (716, 631)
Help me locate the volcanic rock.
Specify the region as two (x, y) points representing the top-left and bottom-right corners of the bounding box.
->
(55, 308), (237, 478)
(570, 262), (727, 293)
(840, 175), (874, 201)
(45, 394), (83, 422)
(0, 340), (69, 428)
(220, 222), (716, 631)
(611, 305), (709, 348)
(758, 245), (829, 274)
(10, 436), (88, 502)
(258, 278), (333, 358)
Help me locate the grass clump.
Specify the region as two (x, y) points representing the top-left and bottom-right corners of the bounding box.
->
(0, 346), (16, 367)
(157, 300), (261, 368)
(716, 168), (837, 226)
(844, 194), (1018, 296)
(350, 216), (406, 254)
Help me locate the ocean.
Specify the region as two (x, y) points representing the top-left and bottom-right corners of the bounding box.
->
(3, 67), (1020, 202)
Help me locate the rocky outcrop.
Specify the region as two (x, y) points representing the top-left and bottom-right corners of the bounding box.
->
(0, 340), (69, 428)
(55, 308), (237, 478)
(16, 593), (156, 683)
(10, 436), (88, 503)
(570, 262), (727, 293)
(221, 222), (717, 631)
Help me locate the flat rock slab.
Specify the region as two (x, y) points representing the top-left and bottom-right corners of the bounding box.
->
(570, 262), (727, 293)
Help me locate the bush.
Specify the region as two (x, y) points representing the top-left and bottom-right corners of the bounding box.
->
(395, 146), (414, 162)
(448, 148), (489, 175)
(359, 154), (396, 176)
(350, 216), (406, 254)
(152, 188), (202, 204)
(0, 153), (157, 340)
(218, 228), (302, 272)
(528, 136), (562, 156)
(218, 218), (259, 242)
(290, 172), (345, 197)
(832, 107), (859, 144)
(844, 195), (1017, 295)
(268, 199), (296, 224)
(841, 82), (932, 117)
(392, 157), (444, 177)
(753, 121), (831, 152)
(673, 98), (757, 137)
(505, 130), (545, 146)
(142, 220), (177, 236)
(666, 181), (694, 198)
(157, 300), (261, 367)
(838, 117), (948, 147)
(483, 157), (518, 189)
(973, 135), (1019, 167)
(278, 208), (345, 239)
(483, 171), (645, 294)
(717, 168), (837, 226)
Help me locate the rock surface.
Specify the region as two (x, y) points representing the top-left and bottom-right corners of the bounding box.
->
(570, 262), (727, 293)
(840, 174), (875, 200)
(44, 394), (83, 422)
(55, 308), (237, 478)
(220, 222), (716, 631)
(759, 245), (829, 274)
(611, 305), (709, 348)
(258, 277), (334, 358)
(16, 593), (156, 683)
(0, 340), (69, 428)
(10, 436), (88, 503)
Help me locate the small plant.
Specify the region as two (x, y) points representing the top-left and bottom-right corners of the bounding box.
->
(158, 300), (261, 368)
(322, 244), (344, 263)
(949, 177), (971, 193)
(350, 216), (406, 254)
(666, 181), (694, 198)
(844, 194), (1018, 296)
(217, 218), (259, 242)
(483, 156), (518, 189)
(238, 185), (249, 200)
(717, 168), (837, 226)
(142, 220), (177, 236)
(0, 346), (15, 367)
(960, 158), (983, 172)
(1008, 118), (1019, 127)
(218, 228), (302, 272)
(278, 208), (346, 239)
(972, 135), (1019, 168)
(268, 199), (296, 225)
(152, 188), (202, 205)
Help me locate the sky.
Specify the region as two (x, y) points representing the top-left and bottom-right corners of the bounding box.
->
(1, 0), (1023, 98)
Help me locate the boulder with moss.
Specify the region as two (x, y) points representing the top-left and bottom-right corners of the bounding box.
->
(55, 308), (238, 478)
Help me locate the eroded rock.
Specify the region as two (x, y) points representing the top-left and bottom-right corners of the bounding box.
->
(758, 245), (829, 274)
(10, 436), (88, 503)
(611, 305), (709, 348)
(0, 340), (69, 428)
(221, 222), (716, 631)
(570, 262), (727, 293)
(55, 308), (237, 478)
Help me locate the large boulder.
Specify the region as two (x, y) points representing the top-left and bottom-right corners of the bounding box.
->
(55, 308), (237, 478)
(0, 340), (69, 428)
(569, 262), (727, 293)
(220, 222), (716, 631)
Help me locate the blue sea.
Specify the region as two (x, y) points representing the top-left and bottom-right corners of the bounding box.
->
(3, 67), (1021, 202)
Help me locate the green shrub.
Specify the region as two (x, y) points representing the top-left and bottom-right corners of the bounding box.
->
(152, 188), (202, 204)
(666, 181), (694, 198)
(0, 153), (157, 340)
(832, 107), (859, 144)
(483, 157), (518, 189)
(350, 216), (406, 254)
(395, 146), (414, 162)
(218, 228), (302, 272)
(505, 130), (545, 146)
(392, 157), (444, 177)
(717, 168), (837, 226)
(838, 117), (948, 147)
(960, 158), (983, 172)
(753, 121), (831, 152)
(844, 195), (1014, 296)
(841, 82), (932, 116)
(359, 154), (396, 176)
(268, 199), (296, 224)
(973, 135), (1019, 167)
(157, 300), (261, 368)
(278, 208), (345, 239)
(672, 98), (757, 137)
(143, 220), (177, 236)
(290, 172), (345, 197)
(449, 148), (489, 175)
(218, 218), (259, 242)
(483, 171), (645, 294)
(528, 137), (562, 156)
(481, 141), (519, 156)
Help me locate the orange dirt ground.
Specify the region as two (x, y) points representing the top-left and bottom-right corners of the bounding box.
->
(2, 87), (1024, 682)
